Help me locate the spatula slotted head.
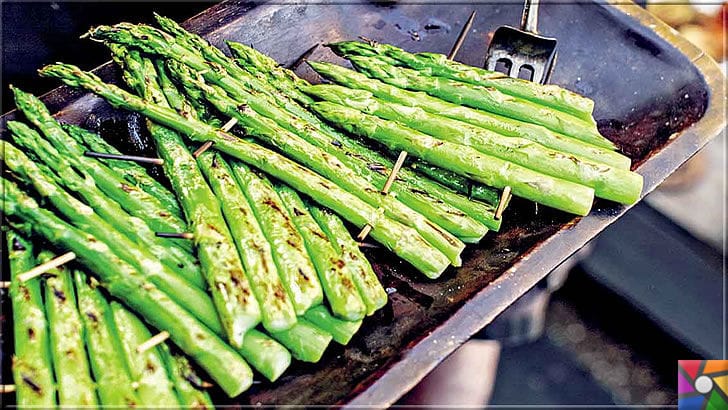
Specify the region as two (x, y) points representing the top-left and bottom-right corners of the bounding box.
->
(485, 26), (558, 84)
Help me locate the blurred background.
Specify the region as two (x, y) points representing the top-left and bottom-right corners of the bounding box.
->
(2, 1), (725, 407)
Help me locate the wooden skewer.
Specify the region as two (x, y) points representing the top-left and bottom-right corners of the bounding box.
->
(136, 331), (170, 354)
(358, 151), (408, 241)
(380, 151), (408, 194)
(155, 232), (194, 239)
(0, 281), (11, 289)
(18, 252), (76, 283)
(221, 117), (238, 132)
(218, 283), (230, 303)
(494, 186), (512, 220)
(0, 385), (16, 394)
(448, 10), (477, 60)
(356, 242), (380, 249)
(193, 141), (215, 158)
(84, 151), (164, 165)
(288, 43), (320, 71)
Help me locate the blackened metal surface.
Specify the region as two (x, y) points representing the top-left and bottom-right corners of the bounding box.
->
(0, 1), (723, 407)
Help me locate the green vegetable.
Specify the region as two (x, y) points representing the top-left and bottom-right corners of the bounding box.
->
(239, 329), (292, 382)
(7, 231), (56, 408)
(303, 305), (363, 346)
(270, 319), (333, 363)
(38, 250), (98, 407)
(158, 347), (214, 409)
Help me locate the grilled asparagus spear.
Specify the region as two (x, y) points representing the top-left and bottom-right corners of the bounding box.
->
(347, 56), (613, 150)
(7, 231), (56, 408)
(306, 84), (643, 205)
(311, 101), (596, 216)
(303, 305), (362, 346)
(62, 123), (182, 216)
(327, 40), (596, 122)
(270, 318), (333, 363)
(158, 346), (214, 409)
(310, 206), (388, 316)
(3, 177), (254, 397)
(276, 185), (366, 321)
(38, 250), (98, 407)
(115, 46), (262, 347)
(73, 270), (139, 407)
(307, 61), (631, 170)
(110, 302), (180, 406)
(39, 63), (451, 278)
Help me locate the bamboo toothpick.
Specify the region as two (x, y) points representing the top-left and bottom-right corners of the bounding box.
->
(18, 252), (76, 282)
(155, 232), (194, 239)
(221, 117), (238, 132)
(0, 281), (11, 289)
(288, 43), (320, 71)
(85, 151), (164, 165)
(136, 331), (170, 354)
(494, 186), (512, 220)
(0, 385), (16, 394)
(358, 151), (408, 241)
(357, 242), (380, 249)
(193, 141), (215, 158)
(448, 10), (477, 60)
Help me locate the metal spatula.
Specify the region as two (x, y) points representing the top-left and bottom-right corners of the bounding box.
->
(485, 0), (557, 84)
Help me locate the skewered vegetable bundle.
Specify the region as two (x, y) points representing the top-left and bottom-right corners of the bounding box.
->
(1, 13), (644, 404)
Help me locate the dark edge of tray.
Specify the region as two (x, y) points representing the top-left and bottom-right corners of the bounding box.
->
(343, 2), (725, 407)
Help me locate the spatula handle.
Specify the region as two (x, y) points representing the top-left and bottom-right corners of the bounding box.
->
(521, 0), (539, 33)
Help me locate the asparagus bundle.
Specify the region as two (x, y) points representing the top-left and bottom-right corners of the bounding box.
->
(39, 63), (451, 278)
(227, 40), (504, 209)
(111, 45), (261, 347)
(87, 23), (467, 266)
(311, 102), (596, 215)
(110, 303), (180, 406)
(38, 250), (99, 406)
(276, 185), (367, 321)
(62, 123), (182, 217)
(6, 232), (56, 408)
(3, 178), (254, 397)
(327, 40), (596, 122)
(305, 84), (643, 205)
(73, 271), (140, 407)
(307, 61), (630, 170)
(347, 56), (614, 150)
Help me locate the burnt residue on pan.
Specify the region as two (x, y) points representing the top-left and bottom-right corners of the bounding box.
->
(0, 1), (713, 406)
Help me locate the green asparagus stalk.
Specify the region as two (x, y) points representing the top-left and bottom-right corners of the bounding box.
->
(166, 62), (463, 266)
(39, 63), (451, 278)
(303, 305), (362, 346)
(73, 270), (139, 407)
(38, 250), (98, 407)
(158, 347), (214, 409)
(308, 61), (631, 170)
(327, 41), (596, 122)
(7, 232), (56, 408)
(2, 138), (218, 327)
(312, 101), (596, 216)
(88, 23), (468, 258)
(306, 85), (643, 204)
(347, 56), (613, 150)
(270, 318), (333, 363)
(62, 123), (182, 216)
(109, 302), (180, 406)
(276, 185), (367, 321)
(198, 151), (298, 332)
(7, 123), (201, 285)
(310, 206), (388, 316)
(112, 46), (261, 347)
(229, 161), (323, 315)
(229, 41), (505, 209)
(3, 177), (254, 397)
(11, 86), (191, 239)
(227, 42), (496, 237)
(239, 329), (292, 382)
